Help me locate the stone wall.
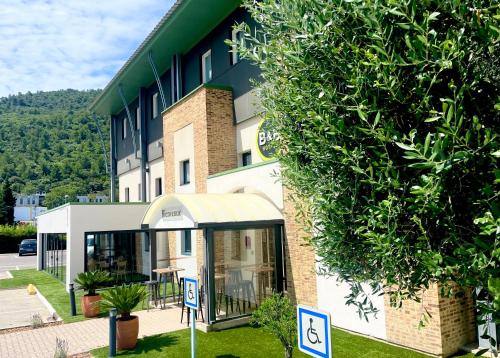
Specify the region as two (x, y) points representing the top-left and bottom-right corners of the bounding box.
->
(282, 187), (317, 307)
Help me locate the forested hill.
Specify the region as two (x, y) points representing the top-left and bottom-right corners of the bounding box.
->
(0, 89), (109, 207)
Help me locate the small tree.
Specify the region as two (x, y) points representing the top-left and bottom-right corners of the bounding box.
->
(251, 293), (297, 358)
(2, 182), (15, 225)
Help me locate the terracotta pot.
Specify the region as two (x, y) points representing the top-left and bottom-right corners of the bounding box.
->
(117, 316), (139, 350)
(81, 294), (101, 318)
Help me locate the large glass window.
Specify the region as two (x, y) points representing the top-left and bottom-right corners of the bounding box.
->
(42, 233), (67, 283)
(155, 177), (162, 197)
(152, 93), (159, 119)
(202, 50), (212, 83)
(213, 227), (276, 320)
(181, 230), (192, 256)
(181, 160), (190, 185)
(85, 231), (150, 284)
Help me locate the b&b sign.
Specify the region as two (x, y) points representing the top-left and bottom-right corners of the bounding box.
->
(297, 305), (332, 358)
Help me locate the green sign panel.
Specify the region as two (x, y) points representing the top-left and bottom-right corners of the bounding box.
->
(256, 118), (279, 160)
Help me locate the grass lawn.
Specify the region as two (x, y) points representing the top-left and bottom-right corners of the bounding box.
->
(0, 269), (175, 324)
(91, 325), (476, 358)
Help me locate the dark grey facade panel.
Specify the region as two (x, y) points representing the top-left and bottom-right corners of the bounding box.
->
(182, 7), (260, 97)
(114, 7), (260, 165)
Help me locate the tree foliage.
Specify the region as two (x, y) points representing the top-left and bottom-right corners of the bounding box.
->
(0, 89), (109, 207)
(0, 183), (15, 225)
(240, 0), (499, 319)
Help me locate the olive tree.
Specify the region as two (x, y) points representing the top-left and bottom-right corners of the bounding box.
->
(237, 0), (499, 325)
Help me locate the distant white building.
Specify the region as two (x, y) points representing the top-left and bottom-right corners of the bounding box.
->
(76, 195), (108, 203)
(15, 193), (47, 224)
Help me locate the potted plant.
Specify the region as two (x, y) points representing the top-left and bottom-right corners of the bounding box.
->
(73, 270), (112, 318)
(99, 284), (147, 350)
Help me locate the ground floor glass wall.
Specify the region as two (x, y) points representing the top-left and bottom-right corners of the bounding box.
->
(213, 227), (277, 320)
(85, 231), (150, 283)
(42, 233), (67, 283)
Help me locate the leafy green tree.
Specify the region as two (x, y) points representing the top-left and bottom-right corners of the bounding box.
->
(239, 0), (499, 322)
(0, 185), (5, 225)
(44, 184), (80, 209)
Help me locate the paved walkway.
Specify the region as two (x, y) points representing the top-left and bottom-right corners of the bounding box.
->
(0, 288), (53, 330)
(0, 306), (187, 358)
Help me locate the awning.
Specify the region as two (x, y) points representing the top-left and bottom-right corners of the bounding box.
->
(141, 193), (283, 230)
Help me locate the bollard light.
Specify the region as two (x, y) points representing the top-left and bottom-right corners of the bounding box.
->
(69, 283), (76, 316)
(109, 308), (117, 357)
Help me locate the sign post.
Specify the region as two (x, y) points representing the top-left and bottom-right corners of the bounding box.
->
(297, 305), (332, 358)
(184, 277), (198, 358)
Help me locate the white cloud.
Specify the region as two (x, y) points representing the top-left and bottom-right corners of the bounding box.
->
(0, 0), (175, 96)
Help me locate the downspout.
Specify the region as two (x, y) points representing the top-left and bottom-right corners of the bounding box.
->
(110, 115), (117, 202)
(138, 88), (148, 203)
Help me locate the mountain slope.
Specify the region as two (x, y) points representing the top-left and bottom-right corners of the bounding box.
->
(0, 89), (109, 203)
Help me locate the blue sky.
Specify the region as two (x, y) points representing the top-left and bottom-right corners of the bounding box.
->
(0, 1), (175, 97)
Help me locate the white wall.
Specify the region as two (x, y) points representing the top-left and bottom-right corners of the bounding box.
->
(207, 161), (283, 210)
(173, 123), (195, 193)
(37, 204), (149, 290)
(118, 167), (141, 202)
(148, 157), (164, 201)
(316, 268), (387, 340)
(234, 89), (262, 124)
(236, 115), (263, 166)
(36, 205), (70, 270)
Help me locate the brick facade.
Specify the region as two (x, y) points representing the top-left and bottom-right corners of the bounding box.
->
(384, 284), (476, 356)
(282, 187), (317, 307)
(162, 85), (236, 273)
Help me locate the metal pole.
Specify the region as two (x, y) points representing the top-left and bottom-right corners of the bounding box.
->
(109, 308), (117, 357)
(191, 308), (196, 358)
(69, 283), (76, 316)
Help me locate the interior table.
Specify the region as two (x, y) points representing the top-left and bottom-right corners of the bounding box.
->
(153, 267), (185, 307)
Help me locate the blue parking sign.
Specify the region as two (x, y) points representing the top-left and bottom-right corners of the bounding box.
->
(184, 277), (198, 310)
(297, 305), (331, 358)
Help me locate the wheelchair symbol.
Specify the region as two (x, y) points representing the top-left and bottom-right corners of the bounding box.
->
(306, 318), (322, 345)
(187, 283), (195, 300)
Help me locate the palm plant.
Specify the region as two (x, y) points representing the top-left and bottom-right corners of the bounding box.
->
(73, 271), (112, 296)
(99, 284), (147, 320)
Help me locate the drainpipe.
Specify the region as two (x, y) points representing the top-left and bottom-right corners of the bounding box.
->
(110, 115), (117, 202)
(138, 88), (148, 202)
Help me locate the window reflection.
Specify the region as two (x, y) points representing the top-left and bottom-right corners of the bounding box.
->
(85, 231), (149, 284)
(214, 227), (275, 320)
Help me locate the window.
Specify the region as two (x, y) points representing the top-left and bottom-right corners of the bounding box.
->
(155, 177), (162, 197)
(20, 198), (23, 205)
(152, 93), (159, 119)
(231, 28), (244, 64)
(135, 107), (140, 130)
(180, 160), (190, 185)
(202, 50), (212, 83)
(138, 184), (141, 201)
(181, 230), (192, 255)
(122, 117), (127, 139)
(242, 151), (252, 167)
(124, 188), (130, 203)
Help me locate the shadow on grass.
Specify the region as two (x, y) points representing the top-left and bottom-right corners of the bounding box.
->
(115, 334), (179, 356)
(216, 355), (240, 358)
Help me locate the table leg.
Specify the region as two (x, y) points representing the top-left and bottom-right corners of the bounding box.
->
(162, 273), (167, 308)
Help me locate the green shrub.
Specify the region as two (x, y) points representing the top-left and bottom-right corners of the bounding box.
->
(0, 224), (36, 253)
(99, 284), (147, 320)
(251, 293), (297, 358)
(74, 271), (113, 296)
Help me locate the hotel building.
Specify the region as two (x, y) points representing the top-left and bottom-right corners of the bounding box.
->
(37, 1), (477, 355)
